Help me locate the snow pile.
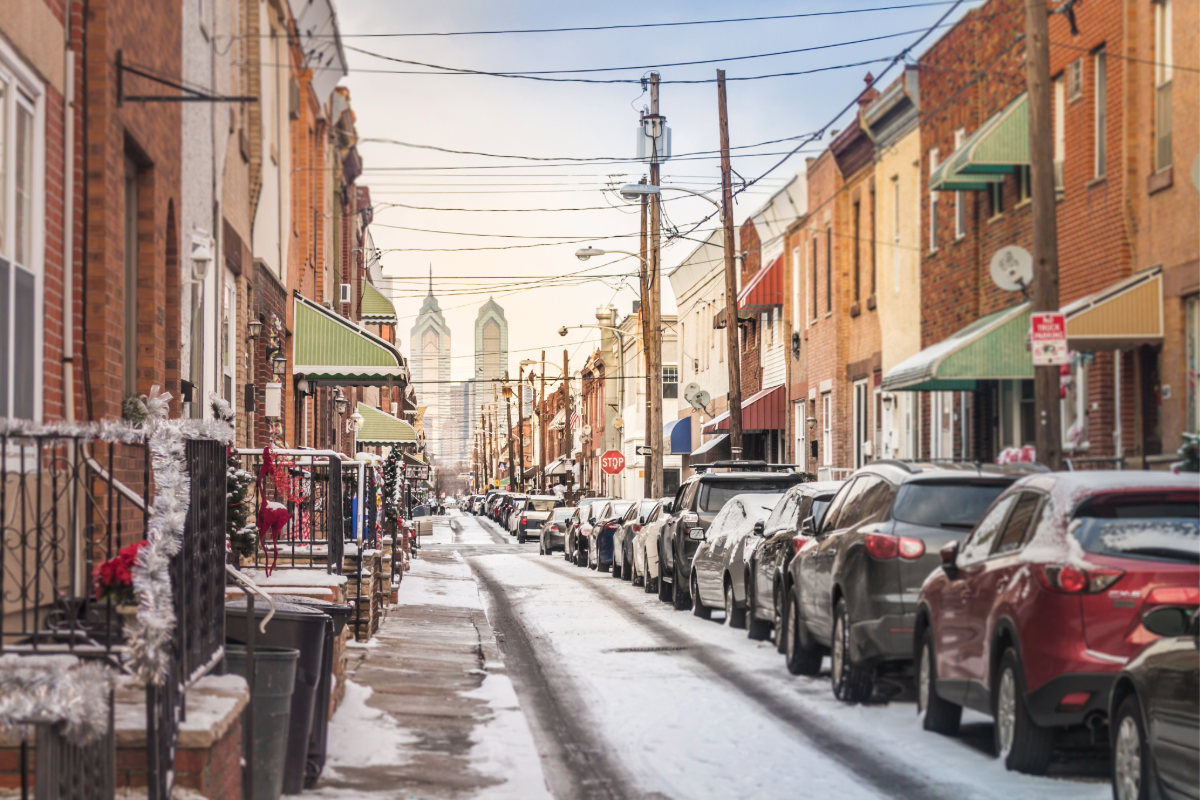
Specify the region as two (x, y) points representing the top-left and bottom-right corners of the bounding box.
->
(461, 673), (552, 800)
(324, 679), (416, 771)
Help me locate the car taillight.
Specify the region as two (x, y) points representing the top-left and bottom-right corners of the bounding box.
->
(1146, 586), (1200, 605)
(521, 516), (527, 526)
(864, 534), (925, 560)
(549, 524), (559, 532)
(792, 535), (811, 555)
(1035, 564), (1125, 594)
(633, 524), (642, 532)
(1056, 692), (1092, 711)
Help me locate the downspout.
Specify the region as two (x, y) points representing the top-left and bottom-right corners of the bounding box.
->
(63, 18), (75, 422)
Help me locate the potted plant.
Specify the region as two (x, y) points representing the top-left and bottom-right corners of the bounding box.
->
(93, 540), (148, 628)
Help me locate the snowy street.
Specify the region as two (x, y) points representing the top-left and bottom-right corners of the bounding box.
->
(318, 511), (1113, 800)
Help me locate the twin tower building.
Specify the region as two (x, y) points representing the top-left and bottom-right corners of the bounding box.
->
(409, 282), (508, 466)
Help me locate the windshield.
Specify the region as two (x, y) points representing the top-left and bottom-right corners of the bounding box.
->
(1071, 496), (1199, 563)
(892, 481), (1009, 529)
(699, 481), (797, 513)
(529, 498), (559, 512)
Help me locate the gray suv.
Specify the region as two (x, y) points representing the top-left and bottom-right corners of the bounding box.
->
(657, 462), (807, 610)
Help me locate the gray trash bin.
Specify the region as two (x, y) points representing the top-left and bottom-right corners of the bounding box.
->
(226, 599), (329, 795)
(225, 645), (297, 800)
(273, 595), (354, 788)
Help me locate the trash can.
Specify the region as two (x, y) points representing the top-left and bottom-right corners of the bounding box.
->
(226, 599), (330, 795)
(273, 595), (354, 788)
(225, 645), (298, 800)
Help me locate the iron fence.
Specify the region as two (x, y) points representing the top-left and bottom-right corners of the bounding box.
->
(236, 450), (343, 573)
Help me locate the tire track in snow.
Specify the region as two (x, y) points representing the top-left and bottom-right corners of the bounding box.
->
(521, 555), (967, 800)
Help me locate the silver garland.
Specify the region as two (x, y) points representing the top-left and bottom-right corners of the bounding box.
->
(0, 655), (114, 745)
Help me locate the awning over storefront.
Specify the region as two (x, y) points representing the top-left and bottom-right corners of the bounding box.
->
(548, 409), (566, 430)
(293, 291), (408, 385)
(701, 385), (786, 433)
(931, 93), (1028, 192)
(546, 456), (572, 476)
(737, 256), (784, 312)
(354, 402), (418, 446)
(359, 282), (397, 326)
(1064, 267), (1163, 350)
(691, 434), (730, 464)
(663, 418), (693, 454)
(883, 304), (1033, 391)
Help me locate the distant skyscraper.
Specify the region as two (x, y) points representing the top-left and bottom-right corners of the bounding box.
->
(473, 298), (508, 426)
(409, 272), (451, 463)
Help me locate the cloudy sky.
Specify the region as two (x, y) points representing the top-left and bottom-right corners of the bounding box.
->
(336, 0), (980, 381)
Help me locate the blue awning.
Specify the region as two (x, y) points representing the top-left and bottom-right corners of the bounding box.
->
(663, 418), (693, 455)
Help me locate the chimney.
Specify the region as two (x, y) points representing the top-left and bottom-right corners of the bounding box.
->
(858, 72), (881, 108)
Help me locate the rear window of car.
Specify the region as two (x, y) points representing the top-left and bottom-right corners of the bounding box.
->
(891, 481), (1010, 530)
(529, 498), (559, 511)
(553, 508), (574, 521)
(1071, 494), (1200, 564)
(698, 481), (798, 513)
(611, 501), (635, 518)
(811, 497), (834, 527)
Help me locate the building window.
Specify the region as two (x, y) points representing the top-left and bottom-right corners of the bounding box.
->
(1155, 0), (1173, 171)
(853, 379), (869, 468)
(1053, 75), (1065, 192)
(953, 131), (966, 239)
(223, 276), (236, 403)
(853, 200), (861, 301)
(811, 236), (818, 320)
(1016, 165), (1032, 203)
(662, 364), (678, 399)
(792, 245), (801, 331)
(1067, 58), (1083, 101)
(891, 176), (901, 292)
(794, 403), (806, 465)
(824, 225), (832, 313)
(821, 392), (832, 467)
(1094, 48), (1107, 178)
(0, 70), (41, 421)
(1062, 360), (1089, 451)
(987, 181), (1004, 218)
(124, 159), (139, 397)
(928, 148), (939, 251)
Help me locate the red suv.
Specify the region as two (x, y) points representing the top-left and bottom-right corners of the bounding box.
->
(914, 472), (1199, 775)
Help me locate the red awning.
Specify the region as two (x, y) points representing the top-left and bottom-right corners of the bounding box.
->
(701, 385), (786, 433)
(737, 256), (783, 312)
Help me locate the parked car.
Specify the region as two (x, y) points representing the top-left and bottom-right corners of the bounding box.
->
(613, 498), (661, 580)
(744, 481), (843, 641)
(486, 492), (506, 521)
(658, 463), (807, 610)
(586, 500), (636, 572)
(539, 507), (576, 555)
(783, 460), (1042, 703)
(506, 497), (529, 535)
(566, 498), (610, 567)
(631, 500), (670, 592)
(515, 495), (563, 544)
(1109, 604), (1199, 800)
(689, 493), (784, 626)
(496, 493), (525, 529)
(913, 470), (1198, 774)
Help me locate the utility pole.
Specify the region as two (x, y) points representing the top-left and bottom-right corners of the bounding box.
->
(562, 350), (571, 490)
(639, 177), (652, 499)
(504, 373), (516, 490)
(539, 351), (547, 491)
(481, 413), (489, 486)
(517, 369), (526, 493)
(1024, 0), (1063, 470)
(717, 69), (744, 459)
(647, 71), (665, 498)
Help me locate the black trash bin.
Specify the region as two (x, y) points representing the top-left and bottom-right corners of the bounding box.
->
(224, 645), (298, 800)
(227, 599), (329, 795)
(273, 595), (354, 788)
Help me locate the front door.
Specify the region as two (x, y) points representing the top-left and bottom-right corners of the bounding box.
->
(853, 379), (869, 468)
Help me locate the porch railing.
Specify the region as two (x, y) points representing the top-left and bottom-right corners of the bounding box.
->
(236, 449), (343, 573)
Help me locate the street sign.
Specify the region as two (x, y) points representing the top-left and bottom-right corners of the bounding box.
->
(404, 464), (430, 480)
(1030, 313), (1069, 366)
(635, 445), (652, 456)
(600, 450), (626, 475)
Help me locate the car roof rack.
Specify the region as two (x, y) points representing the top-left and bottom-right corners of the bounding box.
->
(694, 461), (803, 474)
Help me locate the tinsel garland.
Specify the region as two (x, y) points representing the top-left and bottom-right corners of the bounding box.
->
(0, 655), (114, 745)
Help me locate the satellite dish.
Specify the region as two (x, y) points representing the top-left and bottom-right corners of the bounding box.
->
(990, 245), (1033, 292)
(582, 425), (592, 437)
(683, 382), (701, 403)
(689, 389), (712, 411)
(522, 438), (531, 447)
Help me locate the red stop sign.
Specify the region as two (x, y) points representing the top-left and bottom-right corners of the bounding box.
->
(600, 450), (626, 475)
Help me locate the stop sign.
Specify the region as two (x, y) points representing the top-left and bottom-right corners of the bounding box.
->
(600, 450), (626, 475)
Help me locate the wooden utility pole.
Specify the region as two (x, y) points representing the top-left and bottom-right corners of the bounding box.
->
(481, 413), (489, 486)
(562, 350), (571, 488)
(647, 71), (665, 498)
(717, 69), (744, 459)
(639, 177), (652, 498)
(1024, 0), (1063, 470)
(492, 384), (500, 485)
(517, 369), (526, 492)
(504, 373), (516, 489)
(539, 351), (547, 490)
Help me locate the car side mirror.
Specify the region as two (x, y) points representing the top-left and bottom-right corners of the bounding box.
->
(800, 515), (816, 536)
(687, 527), (705, 541)
(940, 540), (960, 578)
(1142, 606), (1191, 638)
(753, 521), (765, 536)
(639, 516), (646, 525)
(662, 501), (673, 514)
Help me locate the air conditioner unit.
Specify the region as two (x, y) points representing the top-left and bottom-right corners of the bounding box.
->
(340, 283), (351, 304)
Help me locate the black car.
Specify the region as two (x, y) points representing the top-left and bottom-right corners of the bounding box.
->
(782, 460), (1043, 702)
(586, 499), (636, 572)
(538, 507), (576, 555)
(657, 462), (807, 610)
(613, 498), (661, 581)
(565, 498), (610, 566)
(1109, 605), (1199, 800)
(744, 481), (843, 641)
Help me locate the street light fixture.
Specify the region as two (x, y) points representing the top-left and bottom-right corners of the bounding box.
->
(349, 411), (365, 431)
(617, 183), (721, 208)
(247, 318), (264, 339)
(575, 247), (649, 267)
(335, 390), (349, 415)
(270, 349), (287, 378)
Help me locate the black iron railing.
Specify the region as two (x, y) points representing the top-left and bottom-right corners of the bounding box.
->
(237, 450), (343, 573)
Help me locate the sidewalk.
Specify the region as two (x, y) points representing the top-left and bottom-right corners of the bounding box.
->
(311, 522), (550, 800)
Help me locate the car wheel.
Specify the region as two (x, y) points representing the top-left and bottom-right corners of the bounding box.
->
(746, 580), (771, 641)
(622, 550), (633, 582)
(1113, 694), (1150, 800)
(612, 556), (622, 579)
(994, 648), (1053, 775)
(831, 599), (872, 703)
(672, 562), (691, 611)
(658, 550), (673, 602)
(564, 540), (572, 562)
(784, 588), (822, 676)
(774, 584), (788, 654)
(691, 571), (711, 619)
(724, 579), (746, 629)
(588, 541), (598, 570)
(518, 531), (526, 544)
(917, 629), (962, 735)
(538, 539), (544, 555)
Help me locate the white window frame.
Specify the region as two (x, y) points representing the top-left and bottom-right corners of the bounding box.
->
(821, 392), (833, 467)
(928, 148), (939, 252)
(1062, 360), (1090, 452)
(795, 403), (806, 465)
(853, 379), (869, 468)
(953, 131), (966, 239)
(1094, 48), (1107, 178)
(1154, 0), (1173, 172)
(791, 246), (802, 332)
(0, 42), (45, 422)
(1053, 75), (1066, 191)
(892, 175), (901, 292)
(1067, 58), (1083, 102)
(223, 271), (236, 403)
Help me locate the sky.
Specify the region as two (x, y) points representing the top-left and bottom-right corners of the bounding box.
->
(335, 0), (982, 382)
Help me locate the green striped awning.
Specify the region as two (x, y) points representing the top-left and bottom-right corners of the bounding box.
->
(882, 304), (1033, 391)
(292, 292), (407, 385)
(355, 402), (418, 445)
(360, 282), (397, 326)
(930, 93), (1029, 192)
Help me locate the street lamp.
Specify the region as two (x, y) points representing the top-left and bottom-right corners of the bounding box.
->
(247, 318), (263, 339)
(335, 390), (349, 415)
(350, 411), (365, 431)
(575, 247), (649, 266)
(617, 183), (721, 208)
(270, 349), (287, 378)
